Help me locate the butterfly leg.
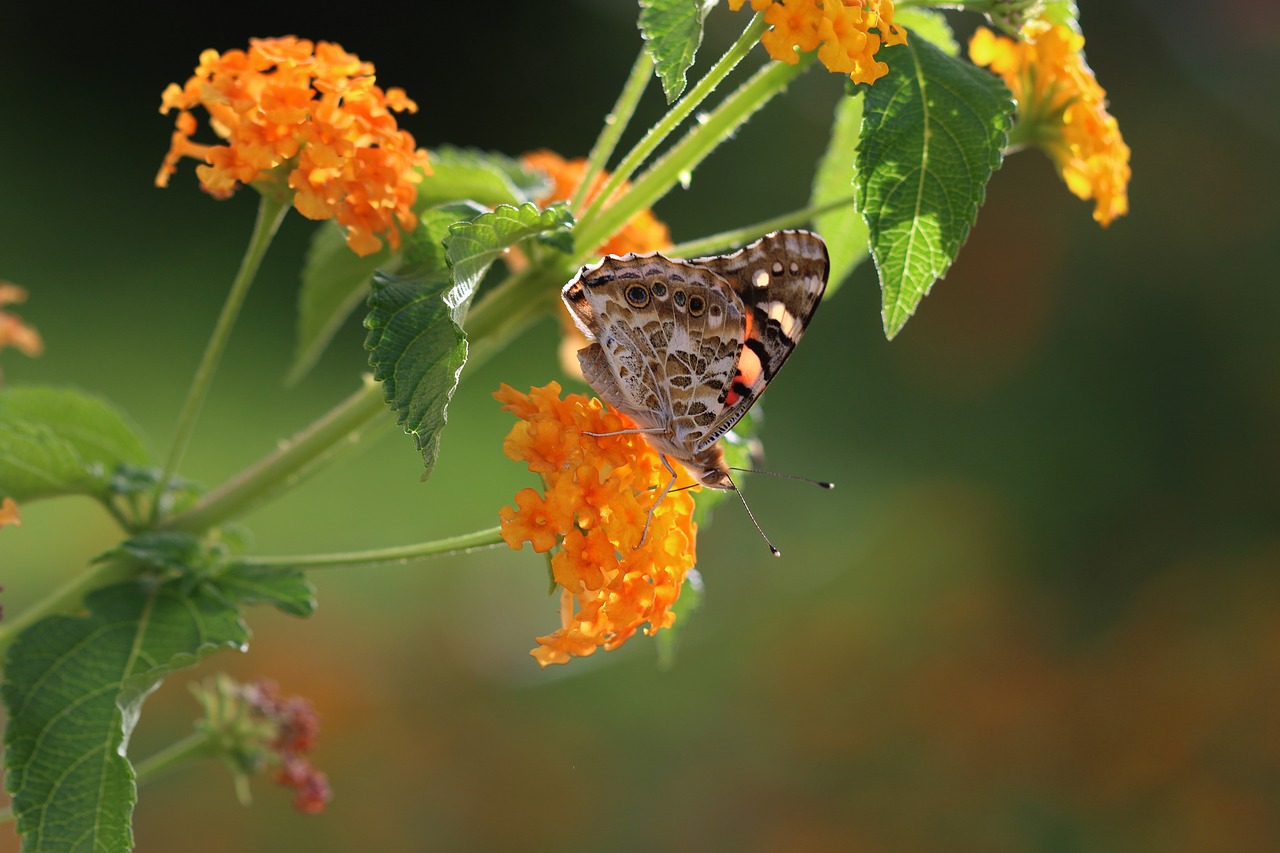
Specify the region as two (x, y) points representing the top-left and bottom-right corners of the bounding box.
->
(635, 454), (680, 550)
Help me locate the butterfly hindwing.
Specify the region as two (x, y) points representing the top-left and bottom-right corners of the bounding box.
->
(686, 230), (829, 451)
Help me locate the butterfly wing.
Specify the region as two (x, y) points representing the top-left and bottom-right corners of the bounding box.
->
(685, 230), (829, 452)
(563, 253), (747, 453)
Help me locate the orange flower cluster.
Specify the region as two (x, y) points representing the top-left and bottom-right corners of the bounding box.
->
(496, 382), (699, 667)
(156, 36), (431, 256)
(970, 23), (1131, 226)
(729, 0), (907, 84)
(0, 497), (19, 529)
(0, 283), (42, 358)
(521, 150), (671, 258)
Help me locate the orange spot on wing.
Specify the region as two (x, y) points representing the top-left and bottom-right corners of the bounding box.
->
(737, 345), (763, 388)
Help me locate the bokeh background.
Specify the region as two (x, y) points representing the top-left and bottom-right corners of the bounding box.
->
(4, 1), (1280, 850)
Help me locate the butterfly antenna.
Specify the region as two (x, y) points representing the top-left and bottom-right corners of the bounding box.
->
(724, 471), (781, 557)
(729, 467), (835, 489)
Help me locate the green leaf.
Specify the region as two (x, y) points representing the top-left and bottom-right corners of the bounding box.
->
(2, 580), (249, 852)
(444, 203), (574, 306)
(287, 222), (389, 386)
(811, 92), (868, 296)
(214, 563), (316, 617)
(0, 386), (150, 503)
(100, 532), (316, 617)
(419, 147), (550, 208)
(639, 0), (718, 103)
(894, 8), (959, 56)
(287, 149), (550, 385)
(856, 38), (1014, 338)
(366, 203), (574, 476)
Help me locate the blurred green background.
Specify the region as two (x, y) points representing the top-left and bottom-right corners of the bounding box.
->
(3, 1), (1280, 850)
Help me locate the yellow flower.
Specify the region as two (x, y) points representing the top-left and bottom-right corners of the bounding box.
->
(970, 22), (1130, 226)
(495, 382), (698, 667)
(157, 36), (431, 256)
(0, 283), (43, 358)
(729, 0), (907, 84)
(0, 497), (20, 529)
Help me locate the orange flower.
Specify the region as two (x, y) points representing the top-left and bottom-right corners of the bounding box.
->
(729, 0), (907, 84)
(970, 22), (1130, 226)
(0, 497), (20, 529)
(520, 150), (672, 376)
(521, 150), (671, 258)
(157, 36), (431, 256)
(0, 283), (42, 358)
(496, 382), (699, 667)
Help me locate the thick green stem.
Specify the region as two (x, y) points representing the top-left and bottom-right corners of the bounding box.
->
(161, 260), (570, 535)
(160, 376), (389, 533)
(570, 50), (655, 215)
(665, 194), (859, 258)
(247, 526), (505, 570)
(577, 13), (769, 236)
(151, 194), (290, 523)
(0, 558), (137, 656)
(573, 54), (815, 261)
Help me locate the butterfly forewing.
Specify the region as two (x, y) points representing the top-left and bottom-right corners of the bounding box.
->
(564, 254), (746, 447)
(562, 229), (827, 479)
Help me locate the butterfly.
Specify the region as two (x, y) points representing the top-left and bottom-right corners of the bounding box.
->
(561, 230), (830, 554)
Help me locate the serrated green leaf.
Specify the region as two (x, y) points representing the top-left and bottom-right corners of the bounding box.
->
(106, 530), (212, 574)
(288, 149), (548, 385)
(894, 9), (959, 56)
(287, 222), (389, 385)
(0, 386), (150, 503)
(2, 580), (249, 852)
(419, 147), (550, 208)
(811, 92), (868, 295)
(214, 563), (316, 617)
(366, 203), (574, 476)
(639, 0), (717, 103)
(857, 38), (1014, 338)
(444, 203), (574, 310)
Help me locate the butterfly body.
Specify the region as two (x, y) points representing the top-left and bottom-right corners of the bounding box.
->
(562, 230), (829, 491)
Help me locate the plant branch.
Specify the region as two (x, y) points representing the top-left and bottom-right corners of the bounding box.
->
(151, 194), (290, 523)
(245, 526), (506, 570)
(573, 53), (815, 262)
(576, 13), (769, 238)
(665, 194), (859, 258)
(570, 50), (654, 215)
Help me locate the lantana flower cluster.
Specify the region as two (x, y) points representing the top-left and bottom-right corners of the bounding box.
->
(496, 383), (699, 666)
(729, 0), (907, 84)
(970, 22), (1131, 226)
(156, 36), (430, 256)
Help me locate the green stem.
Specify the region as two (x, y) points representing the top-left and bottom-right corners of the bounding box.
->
(247, 526), (505, 570)
(0, 558), (137, 656)
(133, 730), (219, 782)
(160, 376), (389, 533)
(576, 13), (769, 239)
(569, 50), (655, 215)
(573, 54), (815, 262)
(665, 194), (859, 258)
(151, 194), (290, 524)
(161, 260), (571, 536)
